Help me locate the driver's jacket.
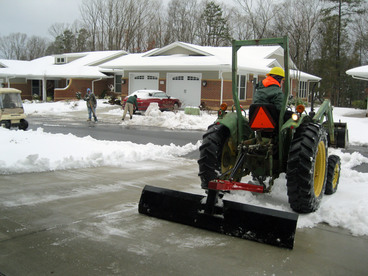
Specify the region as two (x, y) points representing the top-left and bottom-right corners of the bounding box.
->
(253, 76), (284, 111)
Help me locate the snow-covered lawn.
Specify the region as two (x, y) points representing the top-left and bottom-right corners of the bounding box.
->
(1, 99), (368, 236)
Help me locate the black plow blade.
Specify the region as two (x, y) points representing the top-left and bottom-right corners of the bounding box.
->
(138, 185), (298, 249)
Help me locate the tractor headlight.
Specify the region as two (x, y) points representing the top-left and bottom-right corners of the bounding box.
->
(291, 113), (299, 121)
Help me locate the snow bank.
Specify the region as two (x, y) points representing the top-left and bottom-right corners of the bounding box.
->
(0, 127), (200, 174)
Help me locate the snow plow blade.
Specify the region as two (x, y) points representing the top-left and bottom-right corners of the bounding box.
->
(138, 185), (298, 249)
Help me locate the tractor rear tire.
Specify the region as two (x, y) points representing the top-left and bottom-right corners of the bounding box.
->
(198, 124), (231, 189)
(286, 123), (328, 213)
(325, 155), (341, 195)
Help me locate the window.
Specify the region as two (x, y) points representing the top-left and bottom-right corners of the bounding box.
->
(55, 57), (65, 64)
(237, 75), (247, 100)
(134, 76), (144, 80)
(252, 76), (258, 97)
(173, 76), (184, 81)
(187, 76), (199, 81)
(0, 93), (23, 108)
(115, 75), (122, 93)
(153, 92), (167, 98)
(298, 81), (308, 98)
(147, 75), (158, 80)
(32, 80), (40, 96)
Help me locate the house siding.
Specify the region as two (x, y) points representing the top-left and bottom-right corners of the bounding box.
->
(54, 79), (114, 101)
(4, 81), (32, 100)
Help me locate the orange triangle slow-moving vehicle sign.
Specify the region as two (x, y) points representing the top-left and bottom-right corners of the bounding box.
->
(250, 107), (275, 130)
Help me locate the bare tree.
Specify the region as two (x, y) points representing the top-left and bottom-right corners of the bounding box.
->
(273, 0), (323, 72)
(234, 0), (280, 39)
(79, 0), (161, 52)
(80, 0), (102, 51)
(227, 7), (253, 41)
(350, 1), (368, 64)
(0, 33), (28, 60)
(0, 35), (14, 59)
(166, 0), (200, 44)
(26, 36), (49, 60)
(48, 23), (71, 39)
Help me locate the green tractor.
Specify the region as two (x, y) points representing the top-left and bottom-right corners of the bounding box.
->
(139, 37), (348, 249)
(199, 37), (348, 214)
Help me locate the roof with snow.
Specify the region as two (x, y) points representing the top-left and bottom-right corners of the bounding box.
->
(0, 50), (127, 79)
(100, 41), (320, 81)
(0, 42), (321, 82)
(346, 65), (368, 81)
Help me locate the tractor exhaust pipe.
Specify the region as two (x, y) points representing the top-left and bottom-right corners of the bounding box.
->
(138, 185), (298, 249)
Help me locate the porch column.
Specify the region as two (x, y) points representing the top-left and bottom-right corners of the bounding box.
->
(42, 77), (47, 102)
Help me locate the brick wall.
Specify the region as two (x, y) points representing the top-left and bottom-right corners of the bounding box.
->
(54, 78), (112, 101)
(6, 82), (32, 101)
(200, 79), (256, 109)
(159, 79), (166, 92)
(121, 79), (129, 97)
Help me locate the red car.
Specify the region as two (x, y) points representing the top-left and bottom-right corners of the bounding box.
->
(122, 90), (181, 112)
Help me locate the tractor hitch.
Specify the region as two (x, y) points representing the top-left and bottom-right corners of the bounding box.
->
(209, 179), (264, 193)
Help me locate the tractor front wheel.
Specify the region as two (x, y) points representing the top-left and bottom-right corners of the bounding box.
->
(325, 155), (341, 195)
(286, 123), (328, 213)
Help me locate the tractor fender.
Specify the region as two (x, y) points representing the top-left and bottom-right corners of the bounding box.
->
(280, 114), (311, 133)
(216, 112), (249, 145)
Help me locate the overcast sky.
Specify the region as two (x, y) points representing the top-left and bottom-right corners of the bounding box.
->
(1, 0), (84, 39)
(1, 0), (230, 40)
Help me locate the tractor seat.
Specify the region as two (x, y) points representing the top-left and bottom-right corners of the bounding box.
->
(249, 104), (279, 133)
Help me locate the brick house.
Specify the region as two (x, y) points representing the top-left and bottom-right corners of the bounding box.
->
(100, 42), (321, 109)
(0, 51), (126, 101)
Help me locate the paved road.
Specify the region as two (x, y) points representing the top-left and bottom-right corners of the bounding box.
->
(1, 163), (367, 276)
(0, 108), (367, 275)
(27, 111), (204, 147)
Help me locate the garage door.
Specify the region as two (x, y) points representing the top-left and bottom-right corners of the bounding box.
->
(129, 73), (159, 94)
(167, 73), (201, 107)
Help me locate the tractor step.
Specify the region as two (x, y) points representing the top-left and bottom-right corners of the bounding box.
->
(138, 185), (298, 249)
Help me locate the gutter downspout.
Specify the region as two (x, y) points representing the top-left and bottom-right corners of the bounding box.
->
(92, 78), (103, 93)
(219, 71), (224, 104)
(6, 76), (16, 87)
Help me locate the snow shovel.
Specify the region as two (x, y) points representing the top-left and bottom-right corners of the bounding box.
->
(138, 185), (298, 249)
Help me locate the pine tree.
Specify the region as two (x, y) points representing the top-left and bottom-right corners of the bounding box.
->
(315, 0), (364, 106)
(200, 1), (231, 46)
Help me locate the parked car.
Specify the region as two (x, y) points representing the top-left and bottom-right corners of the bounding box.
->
(0, 88), (28, 130)
(122, 90), (181, 112)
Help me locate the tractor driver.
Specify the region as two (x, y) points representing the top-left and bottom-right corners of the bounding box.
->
(253, 66), (285, 111)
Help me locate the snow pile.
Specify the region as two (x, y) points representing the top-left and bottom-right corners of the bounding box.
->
(122, 102), (216, 130)
(24, 99), (87, 114)
(0, 127), (200, 174)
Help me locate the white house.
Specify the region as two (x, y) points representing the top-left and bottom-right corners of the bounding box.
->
(100, 41), (321, 108)
(346, 65), (368, 116)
